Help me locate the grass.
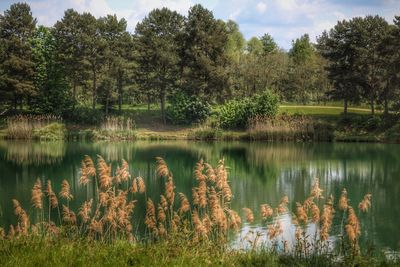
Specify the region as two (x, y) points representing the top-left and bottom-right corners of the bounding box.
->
(1, 155), (393, 266)
(2, 236), (393, 267)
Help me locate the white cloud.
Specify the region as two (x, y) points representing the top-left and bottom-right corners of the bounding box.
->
(256, 2), (267, 14)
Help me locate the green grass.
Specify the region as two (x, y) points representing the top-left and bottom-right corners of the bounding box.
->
(0, 237), (394, 267)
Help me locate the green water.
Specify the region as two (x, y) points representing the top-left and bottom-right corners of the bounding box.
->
(0, 140), (399, 251)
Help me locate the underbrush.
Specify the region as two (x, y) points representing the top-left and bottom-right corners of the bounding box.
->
(91, 116), (136, 140)
(246, 115), (334, 141)
(6, 115), (64, 140)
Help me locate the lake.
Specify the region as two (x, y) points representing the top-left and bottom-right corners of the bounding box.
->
(0, 140), (399, 252)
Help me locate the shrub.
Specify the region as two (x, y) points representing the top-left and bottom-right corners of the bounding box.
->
(219, 98), (253, 129)
(33, 122), (66, 140)
(253, 90), (279, 116)
(362, 116), (382, 131)
(219, 90), (279, 129)
(166, 93), (211, 125)
(385, 123), (400, 143)
(66, 107), (104, 125)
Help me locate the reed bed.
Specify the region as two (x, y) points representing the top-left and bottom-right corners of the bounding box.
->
(94, 116), (136, 140)
(247, 115), (333, 141)
(1, 155), (376, 263)
(6, 115), (62, 139)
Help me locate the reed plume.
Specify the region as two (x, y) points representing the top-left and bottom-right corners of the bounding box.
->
(194, 159), (207, 182)
(296, 202), (308, 224)
(346, 206), (361, 245)
(160, 195), (168, 211)
(79, 161), (89, 186)
(277, 196), (289, 214)
(310, 178), (323, 199)
(157, 204), (166, 222)
(227, 209), (241, 231)
(145, 199), (157, 235)
(0, 227), (5, 240)
(155, 157), (169, 177)
(260, 204), (273, 220)
(137, 177), (146, 193)
(62, 205), (77, 225)
(178, 193), (190, 214)
(84, 155), (96, 177)
(78, 199), (93, 223)
(242, 208), (254, 223)
(31, 179), (43, 209)
(46, 180), (58, 209)
(165, 176), (175, 206)
(97, 155), (112, 189)
(12, 199), (29, 235)
(320, 195), (334, 241)
(358, 193), (372, 213)
(59, 179), (73, 201)
(338, 188), (348, 211)
(310, 202), (320, 223)
(130, 177), (138, 193)
(268, 221), (283, 240)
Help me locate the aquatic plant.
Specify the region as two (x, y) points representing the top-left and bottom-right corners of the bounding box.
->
(2, 155), (375, 263)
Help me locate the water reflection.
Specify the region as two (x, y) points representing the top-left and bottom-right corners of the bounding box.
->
(0, 140), (399, 251)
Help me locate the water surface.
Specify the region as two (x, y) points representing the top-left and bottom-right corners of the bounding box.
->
(0, 140), (399, 251)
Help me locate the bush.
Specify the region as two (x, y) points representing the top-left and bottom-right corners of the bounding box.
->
(33, 122), (66, 140)
(362, 116), (382, 130)
(219, 90), (279, 129)
(66, 107), (104, 125)
(166, 93), (211, 125)
(219, 98), (253, 129)
(253, 90), (279, 116)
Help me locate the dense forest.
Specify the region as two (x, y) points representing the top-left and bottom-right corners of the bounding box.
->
(0, 3), (399, 123)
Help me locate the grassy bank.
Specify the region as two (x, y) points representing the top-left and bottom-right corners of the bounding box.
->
(0, 105), (398, 143)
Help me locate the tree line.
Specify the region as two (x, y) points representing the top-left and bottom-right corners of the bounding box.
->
(0, 3), (399, 121)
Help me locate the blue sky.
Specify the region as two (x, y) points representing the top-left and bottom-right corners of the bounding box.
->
(1, 0), (399, 49)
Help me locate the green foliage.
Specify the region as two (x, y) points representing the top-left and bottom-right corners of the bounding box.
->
(181, 4), (229, 100)
(219, 90), (279, 129)
(135, 8), (184, 124)
(31, 26), (72, 115)
(166, 92), (211, 125)
(0, 3), (36, 108)
(33, 122), (66, 140)
(66, 107), (104, 125)
(219, 98), (252, 129)
(253, 90), (279, 116)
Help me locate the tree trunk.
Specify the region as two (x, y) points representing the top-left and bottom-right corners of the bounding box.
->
(13, 95), (17, 111)
(72, 81), (77, 110)
(370, 95), (375, 115)
(160, 89), (166, 125)
(117, 71), (123, 113)
(105, 98), (109, 117)
(384, 95), (388, 116)
(92, 68), (97, 110)
(344, 98), (348, 115)
(147, 94), (151, 111)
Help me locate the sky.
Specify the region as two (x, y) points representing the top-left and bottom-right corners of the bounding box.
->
(0, 0), (399, 49)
